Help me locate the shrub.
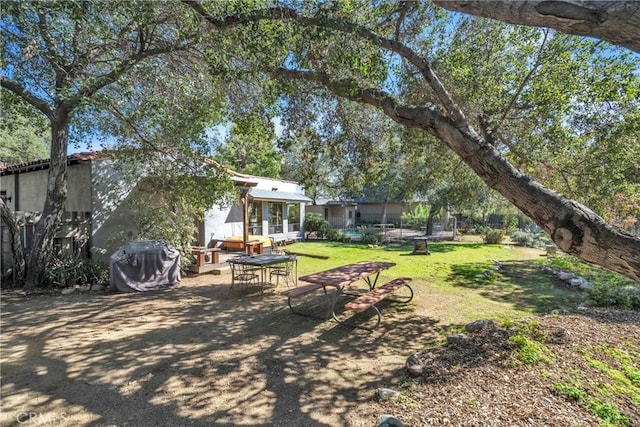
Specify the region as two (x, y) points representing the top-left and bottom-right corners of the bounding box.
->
(473, 224), (490, 234)
(588, 283), (640, 310)
(483, 229), (504, 244)
(511, 230), (534, 247)
(44, 255), (108, 288)
(401, 204), (429, 228)
(359, 227), (380, 245)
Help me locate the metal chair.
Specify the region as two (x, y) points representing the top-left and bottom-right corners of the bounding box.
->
(269, 255), (296, 289)
(228, 258), (260, 293)
(269, 237), (285, 255)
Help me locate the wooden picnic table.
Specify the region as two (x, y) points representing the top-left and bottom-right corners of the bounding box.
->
(298, 261), (396, 291)
(283, 261), (397, 323)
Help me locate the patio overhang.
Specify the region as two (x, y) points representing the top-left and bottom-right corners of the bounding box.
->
(249, 189), (312, 203)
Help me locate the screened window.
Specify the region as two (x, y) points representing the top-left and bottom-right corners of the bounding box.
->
(288, 203), (300, 232)
(268, 202), (283, 233)
(249, 201), (263, 235)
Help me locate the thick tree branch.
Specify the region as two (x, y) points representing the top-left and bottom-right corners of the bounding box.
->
(1, 77), (53, 119)
(272, 67), (640, 282)
(184, 1), (470, 128)
(433, 1), (640, 53)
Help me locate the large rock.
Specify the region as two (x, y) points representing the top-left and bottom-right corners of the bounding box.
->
(465, 319), (495, 333)
(405, 353), (424, 377)
(447, 333), (467, 346)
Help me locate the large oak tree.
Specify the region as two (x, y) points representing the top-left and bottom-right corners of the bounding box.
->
(186, 1), (640, 282)
(1, 1), (209, 286)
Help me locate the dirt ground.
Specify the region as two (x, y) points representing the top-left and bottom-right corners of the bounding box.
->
(1, 270), (638, 426)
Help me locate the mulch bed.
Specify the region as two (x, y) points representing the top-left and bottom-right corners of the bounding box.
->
(371, 307), (640, 426)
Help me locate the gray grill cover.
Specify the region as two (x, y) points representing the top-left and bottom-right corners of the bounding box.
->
(109, 241), (181, 292)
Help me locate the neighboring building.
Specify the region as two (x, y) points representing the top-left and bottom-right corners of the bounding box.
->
(306, 197), (358, 230)
(306, 196), (422, 229)
(0, 152), (310, 273)
(354, 199), (420, 225)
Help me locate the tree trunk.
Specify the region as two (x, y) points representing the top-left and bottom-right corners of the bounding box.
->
(23, 113), (70, 288)
(423, 115), (640, 282)
(380, 192), (389, 225)
(0, 199), (25, 286)
(426, 204), (441, 236)
(433, 1), (640, 53)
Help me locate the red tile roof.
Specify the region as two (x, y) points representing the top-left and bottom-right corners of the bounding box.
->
(0, 152), (107, 175)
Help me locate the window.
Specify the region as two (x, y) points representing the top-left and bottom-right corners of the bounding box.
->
(249, 201), (262, 235)
(288, 203), (300, 232)
(268, 202), (283, 233)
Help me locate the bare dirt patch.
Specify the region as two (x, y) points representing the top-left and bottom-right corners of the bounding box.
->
(1, 272), (638, 426)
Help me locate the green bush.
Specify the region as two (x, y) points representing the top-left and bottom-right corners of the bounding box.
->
(401, 204), (428, 228)
(359, 227), (380, 245)
(483, 229), (505, 244)
(323, 226), (342, 241)
(473, 224), (490, 234)
(44, 255), (108, 288)
(304, 213), (329, 238)
(511, 230), (534, 246)
(588, 283), (640, 310)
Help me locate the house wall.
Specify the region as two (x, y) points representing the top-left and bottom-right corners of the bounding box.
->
(306, 205), (355, 229)
(0, 163), (92, 212)
(0, 162), (95, 273)
(90, 159), (139, 263)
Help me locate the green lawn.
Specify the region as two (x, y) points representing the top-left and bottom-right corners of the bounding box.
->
(284, 240), (585, 324)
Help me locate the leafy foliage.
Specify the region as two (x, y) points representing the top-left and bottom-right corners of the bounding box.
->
(303, 212), (328, 238)
(0, 94), (49, 162)
(483, 229), (505, 244)
(214, 115), (282, 177)
(43, 255), (108, 288)
(358, 226), (380, 245)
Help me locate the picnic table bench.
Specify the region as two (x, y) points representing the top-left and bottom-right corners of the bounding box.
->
(338, 277), (413, 330)
(281, 261), (413, 330)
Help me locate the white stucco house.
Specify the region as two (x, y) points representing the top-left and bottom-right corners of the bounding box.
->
(202, 170), (311, 246)
(0, 152), (310, 272)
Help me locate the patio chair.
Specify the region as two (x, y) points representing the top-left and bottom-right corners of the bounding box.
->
(269, 255), (296, 289)
(228, 258), (260, 293)
(269, 237), (286, 255)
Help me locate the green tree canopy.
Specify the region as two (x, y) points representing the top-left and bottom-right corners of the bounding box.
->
(0, 93), (49, 163)
(187, 0), (640, 281)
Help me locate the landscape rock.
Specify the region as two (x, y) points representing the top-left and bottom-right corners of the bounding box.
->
(579, 281), (594, 291)
(78, 285), (91, 292)
(377, 388), (401, 401)
(61, 288), (75, 295)
(447, 333), (467, 346)
(465, 319), (495, 333)
(558, 272), (575, 281)
(405, 353), (424, 377)
(376, 414), (406, 427)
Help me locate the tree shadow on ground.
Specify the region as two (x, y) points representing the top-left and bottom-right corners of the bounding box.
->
(446, 260), (585, 313)
(0, 278), (440, 427)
